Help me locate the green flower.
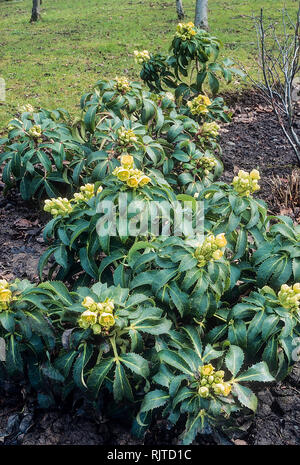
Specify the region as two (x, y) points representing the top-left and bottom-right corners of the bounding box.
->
(198, 386), (210, 398)
(133, 50), (150, 64)
(28, 124), (42, 139)
(194, 234), (227, 267)
(78, 310), (98, 329)
(117, 128), (138, 146)
(198, 156), (217, 175)
(175, 22), (197, 41)
(114, 76), (131, 93)
(187, 95), (211, 116)
(232, 169), (261, 197)
(92, 324), (102, 335)
(44, 197), (73, 217)
(99, 312), (115, 328)
(278, 283), (300, 311)
(201, 122), (220, 139)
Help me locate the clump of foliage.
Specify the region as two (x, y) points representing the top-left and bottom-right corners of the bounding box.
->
(136, 21), (244, 106)
(0, 22), (299, 445)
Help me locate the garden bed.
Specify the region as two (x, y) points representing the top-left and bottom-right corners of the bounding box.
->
(0, 89), (299, 445)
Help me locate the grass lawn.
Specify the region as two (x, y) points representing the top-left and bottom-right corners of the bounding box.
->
(0, 0), (298, 128)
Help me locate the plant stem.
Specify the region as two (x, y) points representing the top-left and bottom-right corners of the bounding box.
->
(110, 335), (119, 361)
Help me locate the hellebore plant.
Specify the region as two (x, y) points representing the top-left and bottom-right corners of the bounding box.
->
(0, 22), (299, 445)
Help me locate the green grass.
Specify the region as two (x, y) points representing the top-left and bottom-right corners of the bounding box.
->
(0, 0), (298, 128)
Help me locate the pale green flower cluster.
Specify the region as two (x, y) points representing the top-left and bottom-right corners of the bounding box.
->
(0, 279), (13, 311)
(175, 22), (197, 41)
(44, 184), (103, 217)
(165, 92), (175, 101)
(44, 197), (73, 217)
(198, 156), (217, 175)
(232, 169), (260, 197)
(18, 104), (34, 113)
(73, 183), (103, 203)
(201, 122), (220, 139)
(114, 76), (131, 93)
(7, 118), (22, 131)
(78, 296), (116, 334)
(28, 124), (42, 140)
(198, 364), (232, 398)
(187, 95), (212, 116)
(194, 233), (227, 267)
(112, 154), (151, 188)
(117, 127), (138, 146)
(278, 283), (300, 311)
(133, 50), (150, 64)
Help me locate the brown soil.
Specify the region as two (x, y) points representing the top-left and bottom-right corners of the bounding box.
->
(0, 89), (300, 445)
(220, 90), (300, 219)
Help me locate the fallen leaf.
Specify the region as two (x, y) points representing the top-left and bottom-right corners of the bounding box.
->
(279, 208), (294, 217)
(14, 218), (32, 229)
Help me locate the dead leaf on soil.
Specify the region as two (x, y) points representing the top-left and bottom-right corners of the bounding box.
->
(0, 273), (14, 281)
(279, 207), (294, 217)
(14, 218), (33, 229)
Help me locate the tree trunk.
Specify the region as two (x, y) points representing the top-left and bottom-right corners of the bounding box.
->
(30, 0), (42, 23)
(194, 0), (208, 30)
(176, 0), (185, 21)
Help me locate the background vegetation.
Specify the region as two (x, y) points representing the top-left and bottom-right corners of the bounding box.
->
(0, 0), (298, 128)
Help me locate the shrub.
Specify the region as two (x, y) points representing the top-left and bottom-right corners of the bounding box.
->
(0, 108), (90, 199)
(0, 22), (299, 444)
(136, 22), (244, 103)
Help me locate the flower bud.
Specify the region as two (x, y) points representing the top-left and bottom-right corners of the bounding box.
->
(250, 169), (260, 180)
(198, 386), (210, 398)
(0, 279), (9, 290)
(215, 234), (227, 248)
(223, 382), (232, 396)
(120, 154), (134, 169)
(92, 324), (102, 335)
(213, 383), (225, 395)
(82, 296), (96, 309)
(293, 283), (300, 294)
(212, 250), (223, 260)
(0, 288), (12, 310)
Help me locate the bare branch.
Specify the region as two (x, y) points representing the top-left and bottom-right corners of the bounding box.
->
(245, 6), (300, 164)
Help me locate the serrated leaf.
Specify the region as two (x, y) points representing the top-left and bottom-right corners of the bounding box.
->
(158, 349), (194, 376)
(293, 257), (300, 281)
(73, 344), (93, 389)
(232, 383), (257, 411)
(182, 326), (203, 359)
(113, 362), (134, 403)
(140, 389), (169, 413)
(119, 353), (149, 378)
(225, 345), (244, 377)
(262, 337), (278, 373)
(234, 361), (274, 383)
(87, 357), (115, 396)
(131, 411), (152, 439)
(54, 351), (77, 378)
(6, 335), (23, 375)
